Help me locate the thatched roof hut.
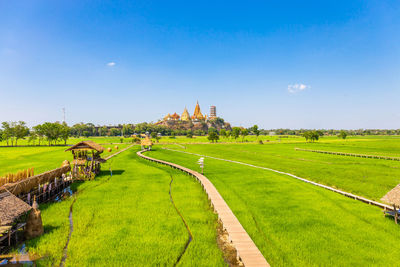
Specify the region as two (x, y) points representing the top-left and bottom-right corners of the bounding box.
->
(381, 184), (400, 206)
(65, 141), (104, 153)
(141, 137), (153, 147)
(0, 191), (32, 226)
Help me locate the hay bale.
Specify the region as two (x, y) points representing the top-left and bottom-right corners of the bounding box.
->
(107, 147), (112, 152)
(24, 208), (44, 239)
(61, 160), (70, 167)
(114, 146), (119, 150)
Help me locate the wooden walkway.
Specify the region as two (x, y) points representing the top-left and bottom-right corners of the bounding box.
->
(137, 150), (269, 267)
(162, 148), (395, 212)
(295, 147), (400, 161)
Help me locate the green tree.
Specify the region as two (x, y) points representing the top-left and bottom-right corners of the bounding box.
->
(41, 122), (61, 145)
(14, 121), (29, 146)
(60, 122), (71, 145)
(207, 131), (219, 143)
(28, 132), (37, 146)
(338, 130), (348, 139)
(219, 129), (227, 139)
(122, 124), (134, 136)
(252, 125), (260, 139)
(241, 128), (249, 142)
(1, 122), (13, 146)
(99, 126), (108, 136)
(109, 128), (120, 136)
(232, 127), (241, 140)
(226, 130), (231, 139)
(303, 130), (320, 142)
(150, 132), (157, 139)
(33, 124), (45, 146)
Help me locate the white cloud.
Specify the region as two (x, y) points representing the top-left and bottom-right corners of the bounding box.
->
(107, 62), (116, 67)
(288, 83), (310, 94)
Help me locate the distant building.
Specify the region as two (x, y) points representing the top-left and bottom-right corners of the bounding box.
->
(209, 106), (216, 119)
(181, 107), (191, 121)
(157, 101), (219, 124)
(191, 101), (205, 121)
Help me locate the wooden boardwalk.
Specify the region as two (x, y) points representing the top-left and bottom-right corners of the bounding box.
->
(295, 147), (400, 161)
(137, 150), (269, 267)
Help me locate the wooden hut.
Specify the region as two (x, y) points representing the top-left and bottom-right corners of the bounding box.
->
(0, 191), (32, 246)
(65, 141), (106, 180)
(141, 136), (153, 150)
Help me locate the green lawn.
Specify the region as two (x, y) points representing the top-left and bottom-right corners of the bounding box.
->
(147, 147), (400, 266)
(25, 147), (226, 266)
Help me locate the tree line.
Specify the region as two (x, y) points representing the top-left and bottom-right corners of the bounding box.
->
(1, 120), (398, 146)
(0, 121), (71, 146)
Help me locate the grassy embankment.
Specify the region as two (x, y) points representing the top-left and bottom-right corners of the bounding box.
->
(23, 148), (225, 266)
(148, 147), (400, 266)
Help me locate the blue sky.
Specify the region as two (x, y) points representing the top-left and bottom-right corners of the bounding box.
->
(0, 0), (399, 129)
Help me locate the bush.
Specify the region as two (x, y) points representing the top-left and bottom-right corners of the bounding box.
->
(258, 140), (263, 144)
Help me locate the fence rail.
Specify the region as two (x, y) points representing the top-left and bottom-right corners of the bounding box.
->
(295, 148), (400, 161)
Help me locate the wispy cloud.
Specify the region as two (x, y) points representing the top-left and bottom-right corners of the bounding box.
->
(107, 62), (116, 67)
(288, 83), (310, 94)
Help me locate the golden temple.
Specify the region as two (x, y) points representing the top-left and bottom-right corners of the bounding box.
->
(159, 101), (213, 123)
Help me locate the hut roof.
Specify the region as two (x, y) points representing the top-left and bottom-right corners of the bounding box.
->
(0, 191), (32, 226)
(141, 137), (153, 146)
(65, 141), (104, 153)
(381, 184), (400, 206)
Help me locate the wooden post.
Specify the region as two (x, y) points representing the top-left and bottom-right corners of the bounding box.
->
(394, 205), (398, 224)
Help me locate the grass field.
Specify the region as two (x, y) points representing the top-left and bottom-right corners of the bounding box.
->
(23, 147), (226, 266)
(0, 136), (133, 147)
(0, 144), (130, 177)
(159, 136), (400, 201)
(3, 135), (400, 265)
(147, 147), (400, 266)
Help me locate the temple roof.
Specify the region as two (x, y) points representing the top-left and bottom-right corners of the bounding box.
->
(171, 112), (180, 119)
(192, 101), (204, 120)
(164, 113), (172, 120)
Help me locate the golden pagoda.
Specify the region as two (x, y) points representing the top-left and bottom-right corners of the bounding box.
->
(171, 112), (180, 120)
(164, 113), (172, 121)
(181, 107), (190, 121)
(191, 101), (204, 120)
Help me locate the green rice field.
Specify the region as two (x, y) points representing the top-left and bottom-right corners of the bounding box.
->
(2, 135), (400, 266)
(23, 147), (226, 266)
(147, 146), (400, 266)
(0, 144), (130, 177)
